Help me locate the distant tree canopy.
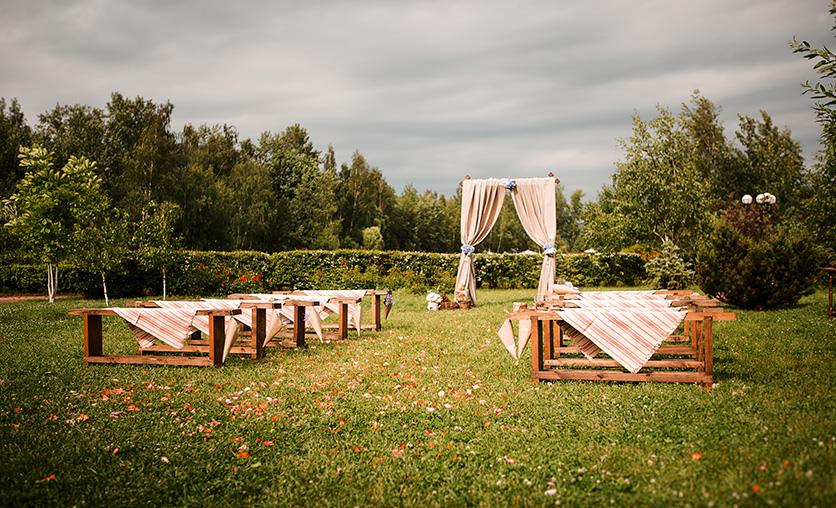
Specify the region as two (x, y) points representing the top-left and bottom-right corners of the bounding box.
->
(580, 91), (809, 257)
(0, 78), (826, 271)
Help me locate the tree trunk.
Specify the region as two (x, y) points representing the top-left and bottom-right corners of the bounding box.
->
(162, 267), (167, 301)
(47, 263), (56, 303)
(101, 272), (109, 306)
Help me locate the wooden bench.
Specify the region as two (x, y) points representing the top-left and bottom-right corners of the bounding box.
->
(228, 293), (365, 340)
(125, 300), (296, 358)
(271, 289), (392, 332)
(68, 308), (241, 366)
(512, 306), (736, 384)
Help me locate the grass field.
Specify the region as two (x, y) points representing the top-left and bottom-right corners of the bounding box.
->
(1, 289), (835, 507)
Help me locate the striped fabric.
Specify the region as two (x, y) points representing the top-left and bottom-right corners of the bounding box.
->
(575, 291), (679, 300)
(559, 308), (685, 374)
(292, 290), (366, 329)
(112, 308), (197, 350)
(568, 298), (674, 310)
(152, 299), (243, 332)
(251, 291), (366, 331)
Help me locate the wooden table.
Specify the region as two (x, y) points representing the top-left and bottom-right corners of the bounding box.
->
(823, 267), (836, 318)
(69, 308), (241, 366)
(510, 307), (735, 384)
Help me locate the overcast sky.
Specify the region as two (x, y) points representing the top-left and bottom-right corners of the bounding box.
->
(1, 0), (833, 200)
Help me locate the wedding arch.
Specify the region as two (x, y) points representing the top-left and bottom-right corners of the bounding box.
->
(453, 176), (558, 306)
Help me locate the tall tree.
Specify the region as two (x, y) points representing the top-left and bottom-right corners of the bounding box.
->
(792, 1), (836, 260)
(336, 151), (395, 248)
(3, 147), (107, 302)
(582, 106), (711, 253)
(227, 159), (280, 251)
(104, 92), (178, 219)
(0, 98), (33, 200)
(681, 90), (735, 202)
(180, 123), (241, 179)
(730, 112), (807, 213)
(36, 103), (106, 172)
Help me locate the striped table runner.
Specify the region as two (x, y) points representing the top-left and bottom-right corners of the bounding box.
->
(112, 308), (197, 350)
(559, 308), (685, 374)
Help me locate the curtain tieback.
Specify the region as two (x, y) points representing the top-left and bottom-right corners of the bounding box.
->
(543, 242), (557, 256)
(461, 244), (475, 256)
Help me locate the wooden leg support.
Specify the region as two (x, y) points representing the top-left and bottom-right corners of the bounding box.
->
(372, 293), (382, 331)
(293, 305), (306, 348)
(208, 313), (225, 366)
(251, 307), (266, 360)
(338, 301), (349, 340)
(83, 314), (103, 360)
(704, 316), (714, 381)
(531, 317), (544, 381)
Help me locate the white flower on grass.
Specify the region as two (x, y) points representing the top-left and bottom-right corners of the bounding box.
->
(545, 488), (557, 496)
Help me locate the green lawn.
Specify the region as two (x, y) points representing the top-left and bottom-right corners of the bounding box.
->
(1, 289), (834, 507)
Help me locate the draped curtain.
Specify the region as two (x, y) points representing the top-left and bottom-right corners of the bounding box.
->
(510, 177), (557, 301)
(453, 179), (505, 306)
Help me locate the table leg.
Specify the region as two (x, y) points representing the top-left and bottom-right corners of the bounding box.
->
(208, 313), (225, 366)
(338, 301), (349, 339)
(83, 314), (103, 359)
(293, 305), (307, 348)
(531, 317), (544, 377)
(372, 293), (382, 331)
(252, 307), (266, 360)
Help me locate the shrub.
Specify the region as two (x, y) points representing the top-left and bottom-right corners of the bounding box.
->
(645, 240), (694, 290)
(0, 250), (649, 298)
(696, 202), (818, 309)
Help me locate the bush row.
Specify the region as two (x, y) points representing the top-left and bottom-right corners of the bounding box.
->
(0, 250), (647, 299)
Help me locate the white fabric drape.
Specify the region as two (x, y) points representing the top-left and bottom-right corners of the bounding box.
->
(454, 179), (506, 306)
(510, 178), (557, 301)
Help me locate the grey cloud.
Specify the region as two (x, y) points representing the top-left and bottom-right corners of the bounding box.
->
(0, 0), (831, 199)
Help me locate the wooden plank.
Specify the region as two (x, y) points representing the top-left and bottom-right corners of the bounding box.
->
(531, 317), (544, 373)
(139, 344), (255, 355)
(69, 308), (117, 316)
(544, 320), (554, 361)
(544, 358), (703, 369)
(705, 316), (714, 377)
(85, 355), (213, 366)
(292, 304), (306, 348)
(83, 314), (103, 358)
(338, 300), (349, 339)
(553, 344), (696, 356)
(371, 292), (382, 331)
(532, 369), (712, 384)
(208, 313), (225, 366)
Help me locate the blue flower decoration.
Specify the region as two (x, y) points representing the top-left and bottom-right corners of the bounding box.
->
(461, 244), (475, 256)
(543, 242), (557, 256)
(503, 180), (516, 190)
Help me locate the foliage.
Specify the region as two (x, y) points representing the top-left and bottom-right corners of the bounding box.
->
(0, 263), (45, 293)
(582, 104), (712, 254)
(696, 201), (818, 309)
(793, 2), (836, 264)
(1, 250), (649, 299)
(559, 252), (647, 287)
(362, 226), (384, 250)
(3, 147), (111, 301)
(0, 97), (33, 199)
(644, 240), (694, 290)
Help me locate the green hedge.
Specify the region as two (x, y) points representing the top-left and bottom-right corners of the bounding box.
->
(0, 250), (647, 299)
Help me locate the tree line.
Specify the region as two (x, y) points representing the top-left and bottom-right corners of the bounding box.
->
(0, 92), (585, 258)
